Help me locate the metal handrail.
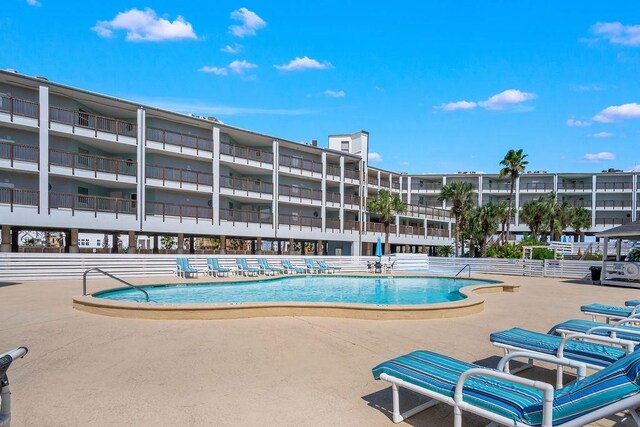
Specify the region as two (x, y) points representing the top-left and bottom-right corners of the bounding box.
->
(455, 264), (471, 277)
(82, 267), (149, 302)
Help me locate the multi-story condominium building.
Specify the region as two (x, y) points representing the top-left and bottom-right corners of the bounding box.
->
(0, 70), (452, 256)
(1, 70), (637, 255)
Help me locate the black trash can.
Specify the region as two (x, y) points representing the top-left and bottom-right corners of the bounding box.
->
(589, 266), (602, 283)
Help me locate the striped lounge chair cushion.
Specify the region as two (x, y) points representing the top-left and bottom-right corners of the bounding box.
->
(581, 303), (634, 318)
(490, 328), (627, 367)
(549, 319), (640, 343)
(373, 350), (640, 426)
(626, 300), (640, 307)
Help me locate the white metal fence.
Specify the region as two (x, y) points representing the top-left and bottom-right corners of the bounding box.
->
(0, 253), (600, 281)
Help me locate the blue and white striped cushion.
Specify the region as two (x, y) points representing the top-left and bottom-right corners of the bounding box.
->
(581, 303), (634, 318)
(490, 328), (627, 367)
(372, 350), (640, 425)
(549, 319), (640, 343)
(626, 299), (640, 307)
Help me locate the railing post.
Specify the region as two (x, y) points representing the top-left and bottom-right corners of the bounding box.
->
(9, 96), (14, 122)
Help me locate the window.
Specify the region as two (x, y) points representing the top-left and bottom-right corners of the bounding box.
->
(78, 148), (90, 168)
(79, 239), (90, 247)
(77, 187), (89, 204)
(341, 141), (349, 152)
(96, 239), (101, 247)
(78, 109), (90, 127)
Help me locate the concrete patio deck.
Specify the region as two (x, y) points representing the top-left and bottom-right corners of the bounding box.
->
(1, 274), (638, 426)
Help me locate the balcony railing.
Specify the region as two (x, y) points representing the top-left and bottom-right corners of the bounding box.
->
(411, 182), (441, 191)
(220, 208), (272, 225)
(219, 175), (273, 195)
(367, 222), (396, 234)
(405, 204), (449, 221)
(278, 184), (322, 201)
(325, 218), (340, 230)
(0, 95), (39, 121)
(49, 192), (136, 217)
(595, 217), (632, 227)
(596, 182), (633, 191)
(558, 182), (591, 192)
(49, 106), (136, 138)
(50, 149), (137, 177)
(391, 181), (401, 190)
(326, 192), (341, 203)
(596, 200), (633, 209)
(0, 142), (39, 166)
(146, 164), (212, 187)
(344, 168), (359, 180)
(427, 228), (450, 238)
(379, 179), (390, 187)
(344, 219), (360, 231)
(561, 200), (590, 208)
(220, 142), (273, 165)
(520, 182), (553, 192)
(343, 194), (360, 206)
(326, 164), (340, 176)
(146, 201), (212, 222)
(0, 187), (39, 211)
(399, 225), (425, 236)
(146, 127), (212, 152)
(279, 154), (322, 173)
(482, 183), (512, 191)
(278, 213), (322, 230)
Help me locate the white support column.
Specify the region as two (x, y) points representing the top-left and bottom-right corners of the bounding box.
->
(407, 176), (412, 206)
(553, 174), (558, 193)
(395, 215), (400, 237)
(515, 176), (520, 226)
(38, 85), (49, 214)
(423, 218), (428, 238)
(441, 176), (447, 209)
(339, 156), (345, 233)
(477, 175), (483, 206)
(592, 175), (597, 228)
(377, 170), (381, 187)
(212, 126), (221, 225)
(136, 107), (145, 229)
(321, 152), (327, 232)
(632, 174), (638, 221)
(273, 140), (279, 231)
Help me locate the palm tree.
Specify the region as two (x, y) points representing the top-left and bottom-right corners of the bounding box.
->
(569, 207), (592, 242)
(465, 203), (502, 257)
(366, 189), (407, 255)
(499, 149), (528, 242)
(494, 201), (509, 244)
(160, 235), (175, 250)
(438, 181), (474, 256)
(520, 198), (547, 240)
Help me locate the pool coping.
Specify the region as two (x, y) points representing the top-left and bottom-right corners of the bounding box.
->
(72, 274), (519, 320)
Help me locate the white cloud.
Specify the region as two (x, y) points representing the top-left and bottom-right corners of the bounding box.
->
(131, 97), (313, 116)
(583, 152), (616, 162)
(92, 8), (197, 42)
(229, 8), (266, 38)
(274, 56), (333, 71)
(26, 0), (41, 6)
(220, 43), (242, 54)
(324, 90), (345, 98)
(199, 66), (228, 76)
(436, 100), (477, 111)
(593, 102), (640, 122)
(591, 131), (613, 138)
(368, 152), (383, 163)
(478, 89), (537, 110)
(229, 59), (257, 75)
(566, 118), (591, 127)
(571, 84), (604, 92)
(591, 22), (640, 47)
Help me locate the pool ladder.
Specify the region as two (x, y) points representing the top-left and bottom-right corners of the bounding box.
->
(455, 264), (471, 278)
(82, 267), (150, 302)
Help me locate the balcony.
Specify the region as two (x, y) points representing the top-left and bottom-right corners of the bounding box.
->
(367, 222), (396, 234)
(398, 225), (425, 236)
(279, 154), (322, 175)
(561, 200), (591, 209)
(595, 217), (632, 227)
(49, 192), (136, 217)
(326, 164), (340, 179)
(326, 191), (341, 204)
(278, 184), (321, 204)
(379, 179), (390, 187)
(344, 219), (360, 232)
(0, 187), (39, 211)
(325, 218), (340, 230)
(49, 106), (136, 143)
(344, 168), (359, 181)
(146, 201), (212, 223)
(0, 141), (39, 169)
(50, 149), (136, 180)
(220, 142), (273, 167)
(219, 175), (273, 198)
(427, 228), (450, 238)
(405, 204), (449, 221)
(278, 213), (322, 231)
(595, 200), (633, 210)
(596, 182), (633, 192)
(519, 182), (553, 192)
(411, 182), (441, 192)
(146, 164), (212, 190)
(391, 181), (401, 191)
(482, 183), (512, 192)
(558, 182), (591, 192)
(0, 95), (39, 126)
(220, 208), (272, 226)
(146, 127), (212, 153)
(343, 194), (360, 207)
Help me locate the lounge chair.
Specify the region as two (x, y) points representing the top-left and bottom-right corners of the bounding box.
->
(372, 349), (640, 426)
(176, 257), (198, 278)
(316, 260), (341, 274)
(281, 260), (305, 274)
(549, 318), (640, 343)
(0, 346), (28, 426)
(304, 258), (318, 274)
(258, 258), (283, 276)
(236, 258), (259, 277)
(490, 327), (634, 387)
(206, 258), (231, 277)
(581, 303), (640, 322)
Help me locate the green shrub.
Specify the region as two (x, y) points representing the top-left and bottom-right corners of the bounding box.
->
(436, 245), (453, 257)
(583, 253), (602, 261)
(628, 248), (640, 262)
(532, 248), (555, 260)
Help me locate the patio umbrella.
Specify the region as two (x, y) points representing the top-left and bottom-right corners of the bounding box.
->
(375, 237), (383, 258)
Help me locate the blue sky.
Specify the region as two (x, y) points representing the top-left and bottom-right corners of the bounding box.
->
(2, 1), (639, 173)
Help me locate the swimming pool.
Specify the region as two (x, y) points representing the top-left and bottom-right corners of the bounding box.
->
(95, 276), (501, 306)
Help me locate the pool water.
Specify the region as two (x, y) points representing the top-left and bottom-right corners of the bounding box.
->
(95, 276), (499, 305)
